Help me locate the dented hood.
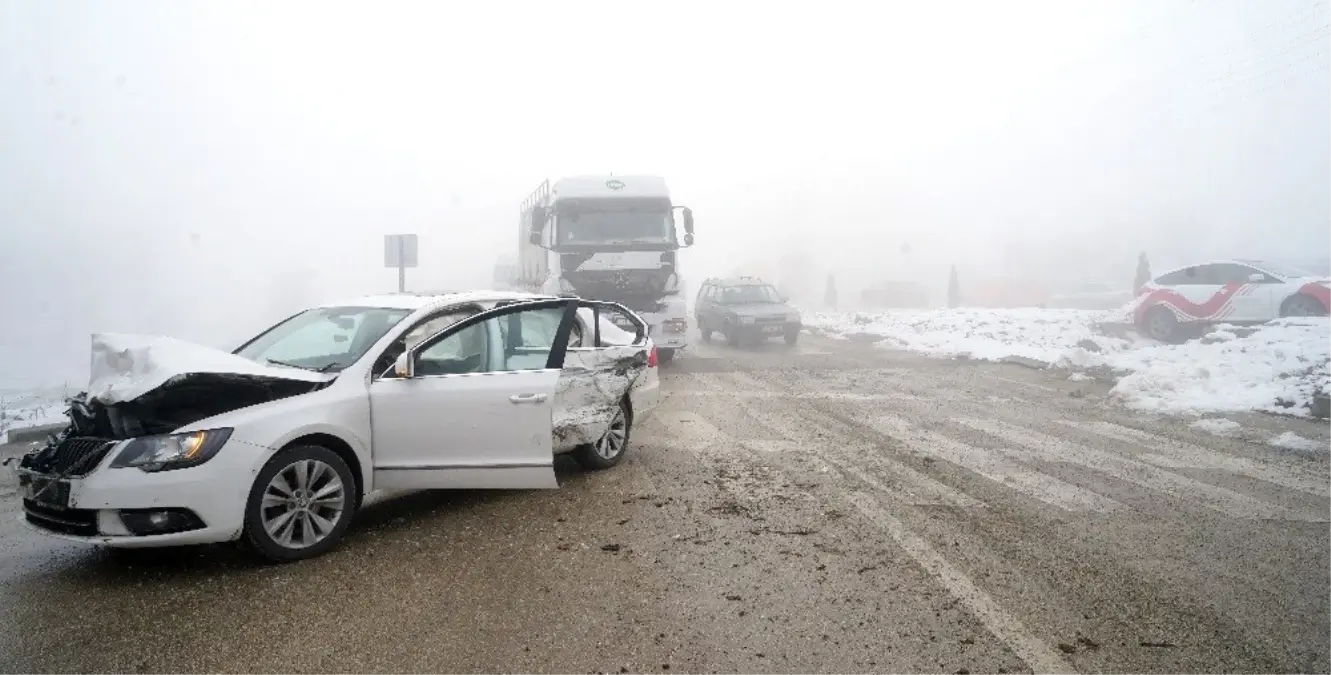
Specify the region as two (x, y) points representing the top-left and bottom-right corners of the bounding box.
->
(88, 333), (335, 405)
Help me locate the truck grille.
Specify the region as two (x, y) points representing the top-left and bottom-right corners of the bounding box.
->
(23, 437), (116, 476)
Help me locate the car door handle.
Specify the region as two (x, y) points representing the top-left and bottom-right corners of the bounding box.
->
(509, 393), (548, 404)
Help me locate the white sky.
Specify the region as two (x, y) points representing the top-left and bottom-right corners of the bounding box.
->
(1, 0), (1328, 389)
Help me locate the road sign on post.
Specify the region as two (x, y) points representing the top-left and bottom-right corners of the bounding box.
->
(384, 234), (419, 292)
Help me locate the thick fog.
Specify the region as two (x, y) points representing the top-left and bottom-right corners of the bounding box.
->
(1, 0), (1328, 390)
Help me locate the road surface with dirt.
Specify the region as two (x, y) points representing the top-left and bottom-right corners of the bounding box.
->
(1, 332), (1327, 673)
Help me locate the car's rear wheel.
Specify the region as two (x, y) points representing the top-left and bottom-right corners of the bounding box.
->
(572, 401), (632, 470)
(1281, 293), (1328, 317)
(244, 445), (356, 563)
(658, 348), (676, 364)
(1141, 306), (1179, 342)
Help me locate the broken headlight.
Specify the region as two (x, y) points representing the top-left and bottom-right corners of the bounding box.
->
(110, 428), (233, 472)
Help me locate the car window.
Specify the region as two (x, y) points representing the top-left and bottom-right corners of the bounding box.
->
(372, 306), (481, 378)
(415, 320), (490, 376)
(719, 284), (782, 304)
(501, 307), (582, 351)
(1202, 263), (1251, 285)
(493, 306), (569, 371)
(1155, 267), (1204, 286)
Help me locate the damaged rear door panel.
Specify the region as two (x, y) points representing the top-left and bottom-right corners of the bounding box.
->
(552, 304), (652, 449)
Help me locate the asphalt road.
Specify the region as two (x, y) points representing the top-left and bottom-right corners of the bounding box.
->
(1, 332), (1328, 673)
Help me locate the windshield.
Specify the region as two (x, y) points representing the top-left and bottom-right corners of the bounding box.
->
(236, 306), (412, 373)
(557, 210), (673, 245)
(1237, 260), (1313, 279)
(719, 284), (782, 304)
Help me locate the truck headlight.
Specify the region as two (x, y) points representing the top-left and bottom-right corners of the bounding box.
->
(110, 428), (233, 472)
(740, 316), (755, 325)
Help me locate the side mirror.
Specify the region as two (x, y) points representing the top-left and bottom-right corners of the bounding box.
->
(1248, 273), (1266, 282)
(683, 232), (695, 246)
(682, 207), (694, 234)
(393, 352), (413, 378)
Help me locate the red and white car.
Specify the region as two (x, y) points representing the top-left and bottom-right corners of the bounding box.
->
(1132, 259), (1330, 341)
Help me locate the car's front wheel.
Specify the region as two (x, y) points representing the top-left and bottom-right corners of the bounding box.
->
(658, 348), (676, 364)
(1281, 293), (1328, 317)
(244, 445), (357, 563)
(699, 319), (712, 343)
(572, 400), (632, 470)
(1141, 306), (1179, 342)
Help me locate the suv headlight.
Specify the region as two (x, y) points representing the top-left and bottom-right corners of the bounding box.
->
(110, 428), (233, 472)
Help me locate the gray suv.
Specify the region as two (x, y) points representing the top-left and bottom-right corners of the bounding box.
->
(695, 277), (802, 347)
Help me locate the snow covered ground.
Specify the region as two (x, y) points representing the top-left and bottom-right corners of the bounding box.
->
(0, 388), (68, 443)
(805, 309), (1331, 419)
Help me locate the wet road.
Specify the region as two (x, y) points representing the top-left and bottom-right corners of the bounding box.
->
(1, 332), (1328, 673)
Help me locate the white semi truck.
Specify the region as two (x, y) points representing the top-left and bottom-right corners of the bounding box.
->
(506, 175), (695, 363)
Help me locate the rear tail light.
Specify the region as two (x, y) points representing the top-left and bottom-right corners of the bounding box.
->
(648, 346), (659, 368)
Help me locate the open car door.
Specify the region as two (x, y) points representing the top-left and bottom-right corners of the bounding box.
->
(552, 301), (654, 449)
(368, 299), (579, 490)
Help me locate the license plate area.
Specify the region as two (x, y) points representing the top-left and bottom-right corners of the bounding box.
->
(761, 325), (783, 334)
(18, 473), (71, 508)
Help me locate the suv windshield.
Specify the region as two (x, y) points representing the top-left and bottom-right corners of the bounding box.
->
(719, 284), (782, 304)
(236, 306), (412, 373)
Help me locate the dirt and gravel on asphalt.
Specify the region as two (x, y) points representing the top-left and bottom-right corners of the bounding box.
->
(1, 332), (1327, 673)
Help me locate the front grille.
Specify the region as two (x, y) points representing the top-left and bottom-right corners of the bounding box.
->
(755, 316), (786, 324)
(24, 437), (115, 476)
(23, 500), (98, 537)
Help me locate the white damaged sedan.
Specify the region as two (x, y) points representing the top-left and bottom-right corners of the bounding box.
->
(15, 291), (660, 561)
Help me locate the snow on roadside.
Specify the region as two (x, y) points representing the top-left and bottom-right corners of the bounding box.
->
(1189, 418), (1241, 437)
(805, 309), (1330, 417)
(1268, 431), (1328, 453)
(0, 389), (69, 443)
(1107, 318), (1330, 416)
(803, 308), (1129, 363)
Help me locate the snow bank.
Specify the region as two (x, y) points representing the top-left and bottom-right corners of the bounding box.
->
(803, 308), (1129, 363)
(1107, 318), (1330, 416)
(0, 390), (68, 443)
(806, 309), (1330, 417)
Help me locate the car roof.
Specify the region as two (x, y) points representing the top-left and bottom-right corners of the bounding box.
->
(703, 276), (774, 287)
(1152, 259), (1291, 280)
(314, 289), (553, 312)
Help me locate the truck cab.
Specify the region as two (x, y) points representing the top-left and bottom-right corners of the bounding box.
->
(520, 176), (695, 362)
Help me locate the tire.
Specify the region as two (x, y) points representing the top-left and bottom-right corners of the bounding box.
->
(1141, 306), (1178, 342)
(658, 348), (676, 364)
(1281, 293), (1328, 318)
(244, 445), (357, 563)
(726, 325), (743, 348)
(699, 320), (712, 343)
(572, 400), (632, 470)
(784, 329), (800, 346)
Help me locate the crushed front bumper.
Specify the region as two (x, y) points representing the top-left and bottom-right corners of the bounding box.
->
(14, 438), (254, 547)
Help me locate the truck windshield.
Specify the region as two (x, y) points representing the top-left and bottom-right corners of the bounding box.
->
(557, 210), (672, 245)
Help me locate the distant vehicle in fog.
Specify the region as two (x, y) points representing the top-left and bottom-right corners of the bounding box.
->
(695, 277), (803, 347)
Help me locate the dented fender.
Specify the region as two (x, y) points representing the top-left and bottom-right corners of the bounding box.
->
(552, 347), (650, 451)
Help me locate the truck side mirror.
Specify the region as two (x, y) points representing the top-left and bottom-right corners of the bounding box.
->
(529, 205), (547, 245)
(682, 207), (694, 234)
(684, 233), (694, 246)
